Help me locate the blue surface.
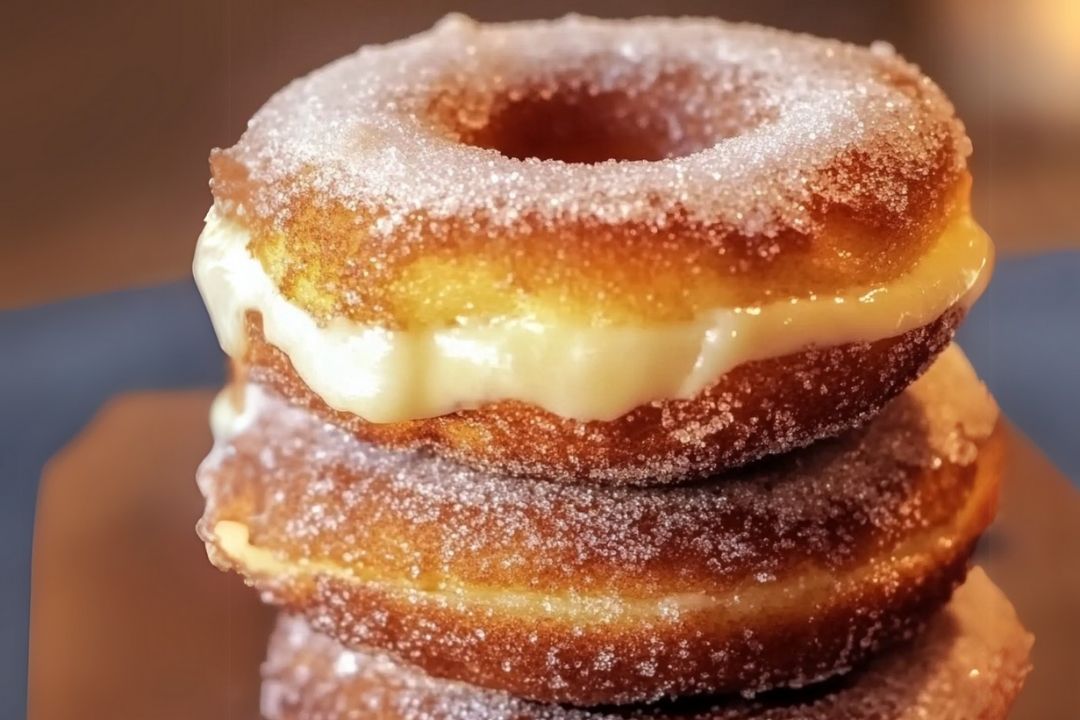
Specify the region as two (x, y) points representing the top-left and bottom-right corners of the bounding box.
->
(1, 255), (1078, 714)
(0, 282), (223, 719)
(956, 252), (1080, 483)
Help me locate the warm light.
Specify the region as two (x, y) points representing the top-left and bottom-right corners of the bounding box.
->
(943, 0), (1080, 120)
(1030, 0), (1080, 69)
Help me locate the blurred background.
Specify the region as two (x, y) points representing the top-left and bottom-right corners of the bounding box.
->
(2, 0), (1079, 308)
(3, 1), (1080, 718)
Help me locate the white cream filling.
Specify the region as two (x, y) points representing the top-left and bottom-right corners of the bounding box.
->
(193, 209), (992, 423)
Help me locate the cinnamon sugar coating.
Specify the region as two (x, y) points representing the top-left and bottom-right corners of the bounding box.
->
(240, 307), (962, 485)
(198, 347), (1002, 704)
(209, 15), (972, 328)
(260, 568), (1031, 720)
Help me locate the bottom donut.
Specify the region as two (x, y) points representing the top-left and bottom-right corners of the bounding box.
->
(260, 567), (1031, 720)
(201, 346), (1004, 705)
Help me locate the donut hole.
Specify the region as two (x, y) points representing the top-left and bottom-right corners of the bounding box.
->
(440, 63), (772, 164)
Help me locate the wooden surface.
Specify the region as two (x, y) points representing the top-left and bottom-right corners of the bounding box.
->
(27, 390), (1080, 719)
(27, 392), (274, 720)
(2, 0), (1078, 310)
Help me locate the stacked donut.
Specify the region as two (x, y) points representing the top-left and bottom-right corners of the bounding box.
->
(194, 16), (1032, 719)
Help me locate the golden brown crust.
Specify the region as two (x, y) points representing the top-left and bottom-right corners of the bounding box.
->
(240, 306), (963, 485)
(217, 179), (964, 329)
(260, 568), (1032, 720)
(208, 16), (972, 328)
(253, 548), (977, 707)
(198, 347), (1002, 704)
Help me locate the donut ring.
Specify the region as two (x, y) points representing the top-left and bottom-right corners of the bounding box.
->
(195, 15), (993, 484)
(198, 346), (1002, 705)
(261, 568), (1032, 720)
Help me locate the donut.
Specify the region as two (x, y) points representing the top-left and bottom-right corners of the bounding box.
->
(197, 346), (1002, 705)
(194, 15), (993, 485)
(260, 568), (1032, 720)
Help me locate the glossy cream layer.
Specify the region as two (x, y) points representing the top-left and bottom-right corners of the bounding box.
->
(193, 208), (992, 423)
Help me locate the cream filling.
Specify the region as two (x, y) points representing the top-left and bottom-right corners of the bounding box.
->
(194, 209), (992, 423)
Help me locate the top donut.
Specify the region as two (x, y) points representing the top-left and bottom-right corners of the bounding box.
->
(195, 16), (992, 482)
(209, 14), (971, 328)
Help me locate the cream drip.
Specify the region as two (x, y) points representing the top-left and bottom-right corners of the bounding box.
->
(193, 209), (992, 423)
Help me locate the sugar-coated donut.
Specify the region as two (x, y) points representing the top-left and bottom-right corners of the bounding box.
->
(195, 15), (993, 483)
(260, 568), (1032, 720)
(198, 346), (1002, 705)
